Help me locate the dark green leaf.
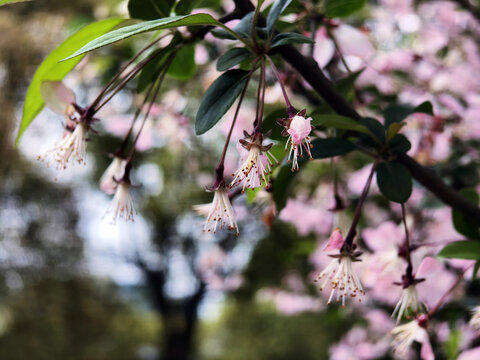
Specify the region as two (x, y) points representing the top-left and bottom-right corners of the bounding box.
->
(386, 122), (405, 141)
(195, 69), (249, 135)
(336, 69), (363, 99)
(438, 241), (480, 260)
(128, 0), (175, 20)
(452, 188), (480, 240)
(389, 134), (411, 155)
(273, 163), (299, 211)
(266, 0), (292, 34)
(175, 0), (222, 14)
(0, 0), (30, 5)
(324, 0), (366, 18)
(211, 12), (253, 40)
(137, 49), (174, 92)
(310, 138), (356, 159)
(167, 44), (197, 80)
(270, 32), (315, 48)
(384, 101), (434, 128)
(216, 47), (252, 71)
(359, 117), (386, 144)
(261, 108), (287, 141)
(16, 18), (124, 145)
(64, 14), (221, 60)
(376, 161), (412, 203)
(312, 114), (379, 141)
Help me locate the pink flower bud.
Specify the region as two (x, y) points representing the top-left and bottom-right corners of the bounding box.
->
(287, 115), (312, 144)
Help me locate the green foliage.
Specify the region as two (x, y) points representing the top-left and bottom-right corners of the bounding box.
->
(266, 0), (293, 35)
(262, 108), (288, 141)
(376, 161), (412, 203)
(384, 101), (434, 128)
(336, 70), (363, 100)
(358, 117), (386, 145)
(211, 12), (253, 40)
(270, 32), (315, 48)
(324, 0), (367, 18)
(312, 114), (379, 142)
(175, 0), (222, 15)
(195, 69), (249, 135)
(167, 44), (197, 80)
(64, 14), (223, 60)
(388, 134), (412, 155)
(0, 0), (30, 5)
(216, 47), (252, 71)
(273, 164), (300, 211)
(438, 240), (480, 260)
(452, 188), (480, 240)
(16, 18), (123, 145)
(128, 0), (175, 20)
(310, 138), (356, 159)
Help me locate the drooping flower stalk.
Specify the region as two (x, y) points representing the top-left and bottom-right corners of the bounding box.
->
(230, 131), (278, 191)
(193, 185), (239, 235)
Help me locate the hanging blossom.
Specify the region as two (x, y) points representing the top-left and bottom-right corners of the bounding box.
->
(277, 109), (313, 172)
(37, 81), (92, 169)
(469, 306), (480, 331)
(193, 185), (239, 235)
(314, 230), (365, 307)
(104, 164), (136, 224)
(392, 283), (426, 324)
(100, 156), (127, 195)
(390, 314), (434, 360)
(230, 131), (278, 192)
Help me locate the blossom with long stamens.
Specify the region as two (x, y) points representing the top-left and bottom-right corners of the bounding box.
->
(315, 233), (365, 307)
(193, 186), (239, 235)
(277, 109), (313, 172)
(38, 122), (89, 169)
(230, 131), (278, 192)
(105, 180), (136, 224)
(390, 314), (433, 360)
(469, 306), (480, 331)
(100, 156), (126, 194)
(392, 284), (426, 324)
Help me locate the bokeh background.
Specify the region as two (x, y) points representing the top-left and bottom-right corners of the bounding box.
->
(1, 0), (480, 359)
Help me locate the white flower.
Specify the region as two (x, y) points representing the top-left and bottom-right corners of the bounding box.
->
(469, 306), (480, 331)
(100, 156), (126, 195)
(390, 315), (433, 360)
(392, 285), (426, 324)
(194, 187), (239, 235)
(230, 132), (278, 191)
(315, 252), (365, 307)
(38, 122), (88, 169)
(105, 182), (136, 224)
(277, 110), (313, 172)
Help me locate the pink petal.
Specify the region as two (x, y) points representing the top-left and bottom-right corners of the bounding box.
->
(41, 81), (76, 115)
(332, 24), (375, 61)
(324, 228), (344, 252)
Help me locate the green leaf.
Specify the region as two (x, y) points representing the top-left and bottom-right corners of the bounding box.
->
(388, 134), (411, 155)
(211, 12), (253, 40)
(246, 187), (262, 205)
(324, 0), (366, 18)
(128, 0), (175, 20)
(167, 44), (197, 80)
(270, 32), (315, 48)
(137, 50), (170, 92)
(311, 114), (379, 141)
(262, 108), (288, 141)
(216, 47), (252, 72)
(0, 0), (30, 5)
(273, 163), (298, 211)
(359, 117), (386, 145)
(266, 0), (292, 34)
(16, 18), (124, 145)
(175, 0), (222, 14)
(64, 14), (221, 60)
(452, 188), (480, 240)
(438, 241), (480, 260)
(310, 138), (356, 159)
(386, 122), (406, 142)
(384, 101), (434, 128)
(195, 69), (249, 135)
(376, 161), (412, 203)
